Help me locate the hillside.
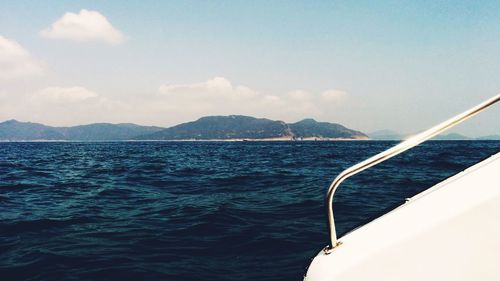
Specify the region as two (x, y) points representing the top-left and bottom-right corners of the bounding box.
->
(289, 119), (367, 139)
(0, 120), (164, 141)
(57, 123), (163, 141)
(0, 120), (64, 140)
(139, 115), (367, 140)
(140, 115), (292, 140)
(0, 116), (373, 141)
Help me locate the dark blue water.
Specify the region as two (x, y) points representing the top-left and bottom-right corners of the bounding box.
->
(0, 141), (499, 281)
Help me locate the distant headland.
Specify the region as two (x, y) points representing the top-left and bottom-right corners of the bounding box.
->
(0, 115), (368, 141)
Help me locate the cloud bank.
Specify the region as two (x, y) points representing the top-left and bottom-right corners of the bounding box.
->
(0, 36), (45, 79)
(40, 9), (124, 44)
(1, 77), (348, 127)
(32, 87), (99, 104)
(155, 77), (346, 122)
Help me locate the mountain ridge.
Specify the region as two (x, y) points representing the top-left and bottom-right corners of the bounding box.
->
(0, 120), (164, 141)
(0, 116), (368, 141)
(137, 115), (368, 140)
(1, 118), (496, 141)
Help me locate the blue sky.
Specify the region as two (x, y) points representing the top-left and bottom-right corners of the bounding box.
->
(0, 1), (499, 136)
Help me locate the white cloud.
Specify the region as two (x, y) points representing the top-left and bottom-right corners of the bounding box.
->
(0, 36), (44, 79)
(156, 77), (347, 123)
(0, 86), (110, 126)
(321, 89), (346, 101)
(0, 78), (348, 127)
(287, 90), (312, 101)
(40, 9), (124, 44)
(32, 87), (99, 104)
(158, 77), (258, 103)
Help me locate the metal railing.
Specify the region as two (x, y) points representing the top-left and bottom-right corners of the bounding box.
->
(324, 93), (500, 254)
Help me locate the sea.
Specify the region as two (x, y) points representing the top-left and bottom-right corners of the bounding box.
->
(1, 141), (499, 281)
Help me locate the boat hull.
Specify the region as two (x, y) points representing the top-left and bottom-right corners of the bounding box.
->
(305, 152), (500, 281)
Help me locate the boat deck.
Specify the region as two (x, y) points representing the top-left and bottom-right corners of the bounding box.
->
(305, 152), (500, 281)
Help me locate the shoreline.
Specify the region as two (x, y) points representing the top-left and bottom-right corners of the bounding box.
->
(0, 137), (372, 142)
(132, 136), (371, 142)
(1, 138), (493, 143)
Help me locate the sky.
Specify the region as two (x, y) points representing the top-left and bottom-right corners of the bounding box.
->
(0, 0), (499, 137)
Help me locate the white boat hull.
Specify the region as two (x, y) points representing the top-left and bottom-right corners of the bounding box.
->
(305, 152), (500, 281)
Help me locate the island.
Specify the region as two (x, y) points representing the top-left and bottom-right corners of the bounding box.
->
(0, 115), (368, 141)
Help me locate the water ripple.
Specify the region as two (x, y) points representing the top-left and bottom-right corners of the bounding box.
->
(0, 141), (498, 281)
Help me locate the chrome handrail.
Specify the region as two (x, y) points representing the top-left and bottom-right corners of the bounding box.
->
(324, 93), (500, 254)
